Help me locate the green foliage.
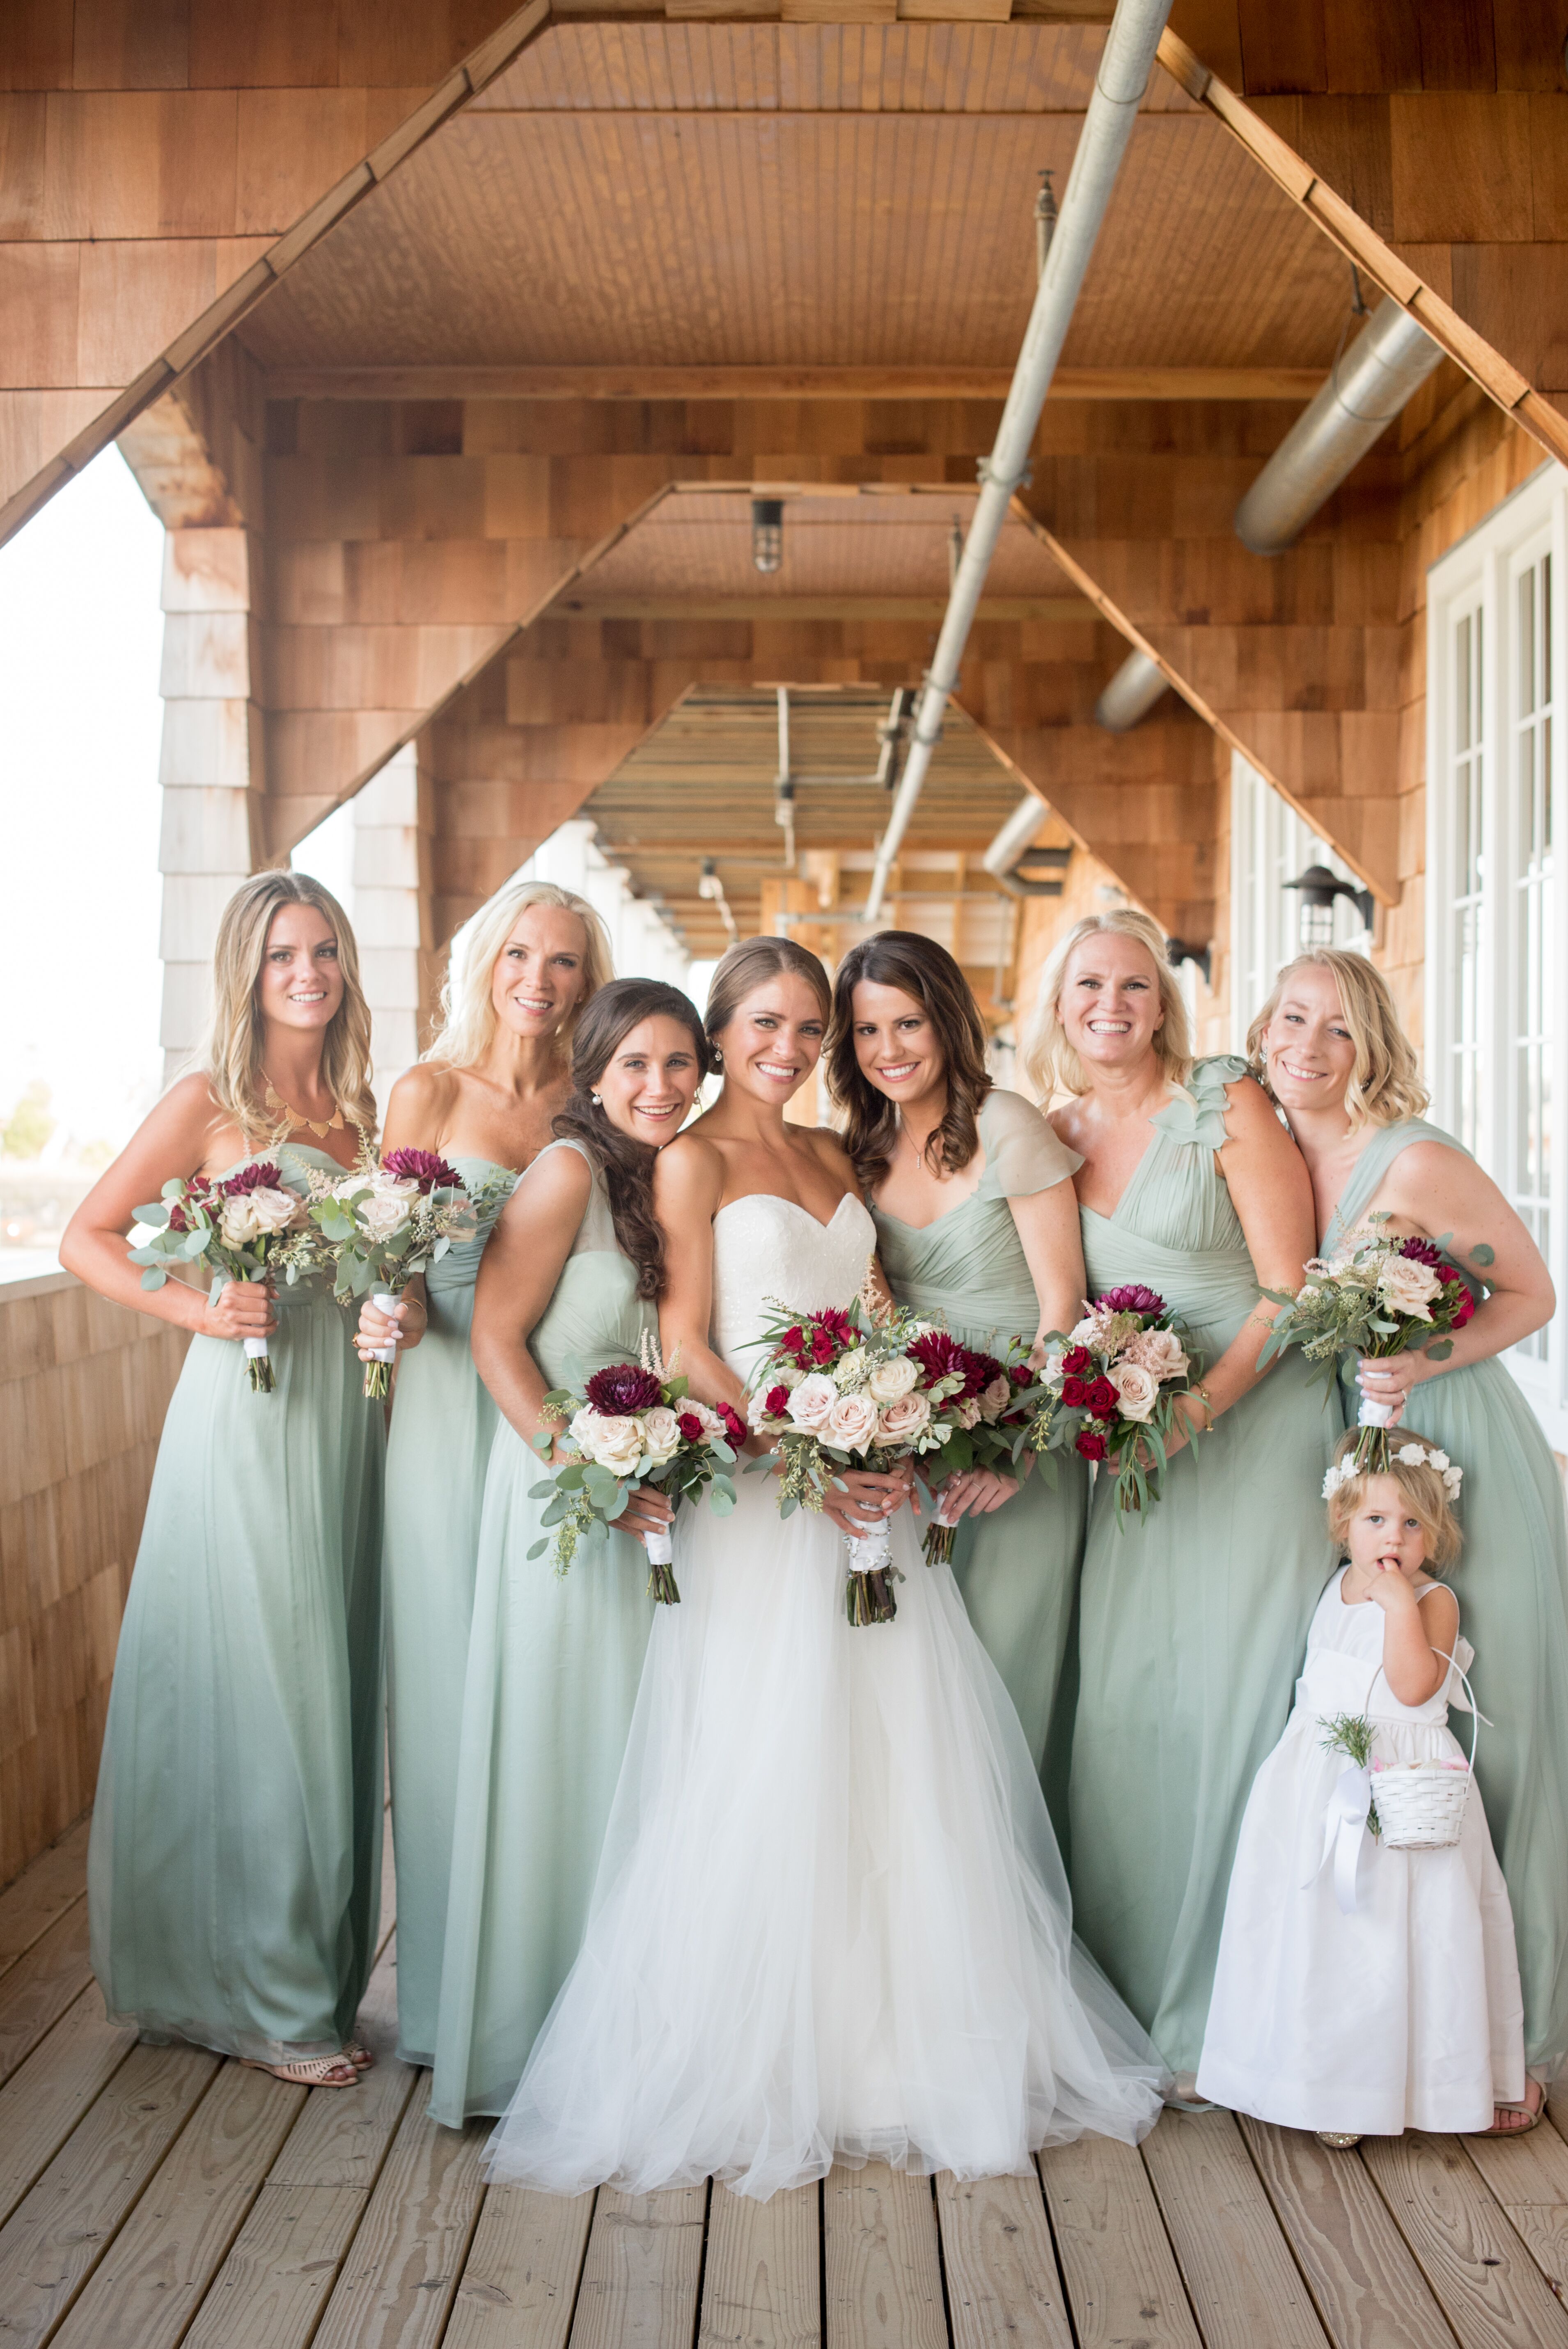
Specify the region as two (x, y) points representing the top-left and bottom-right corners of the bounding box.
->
(2, 1080), (55, 1160)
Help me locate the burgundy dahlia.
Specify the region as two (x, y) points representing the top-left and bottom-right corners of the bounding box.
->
(1095, 1283), (1166, 1319)
(908, 1330), (970, 1388)
(1398, 1236), (1447, 1269)
(585, 1363), (663, 1416)
(1075, 1428), (1108, 1463)
(383, 1146), (462, 1194)
(964, 1348), (1004, 1399)
(222, 1161), (284, 1197)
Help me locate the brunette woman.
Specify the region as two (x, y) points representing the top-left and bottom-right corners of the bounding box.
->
(827, 931), (1088, 1812)
(354, 879), (611, 2067)
(62, 875), (383, 2087)
(1252, 947), (1568, 2121)
(1026, 909), (1334, 2087)
(428, 979), (705, 2124)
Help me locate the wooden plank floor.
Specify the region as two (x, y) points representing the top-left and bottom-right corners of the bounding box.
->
(4, 1818), (1568, 2349)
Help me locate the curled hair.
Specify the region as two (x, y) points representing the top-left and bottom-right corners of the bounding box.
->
(200, 873), (377, 1143)
(825, 931), (991, 1192)
(1023, 909), (1193, 1100)
(1325, 1427), (1462, 1571)
(1247, 950), (1428, 1132)
(424, 879), (613, 1072)
(552, 979), (710, 1299)
(704, 936), (831, 1063)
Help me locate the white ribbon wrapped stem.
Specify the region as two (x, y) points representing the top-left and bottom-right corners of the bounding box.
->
(643, 1522), (674, 1566)
(1309, 1762), (1373, 1914)
(370, 1289), (400, 1367)
(1358, 1395), (1396, 1427)
(243, 1336), (270, 1361)
(847, 1522), (894, 1576)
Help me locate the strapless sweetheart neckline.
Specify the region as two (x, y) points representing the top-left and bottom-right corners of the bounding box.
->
(714, 1191), (862, 1236)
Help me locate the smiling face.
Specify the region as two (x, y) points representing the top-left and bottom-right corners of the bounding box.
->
(257, 902), (345, 1037)
(1345, 1474), (1431, 1581)
(1057, 931), (1165, 1078)
(713, 974), (827, 1106)
(1260, 962), (1357, 1118)
(594, 1015), (704, 1145)
(849, 980), (947, 1113)
(490, 903), (593, 1041)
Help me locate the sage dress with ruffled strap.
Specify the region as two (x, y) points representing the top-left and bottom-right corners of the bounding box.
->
(1067, 1058), (1339, 2076)
(88, 1144), (384, 2064)
(383, 1156), (517, 2066)
(1325, 1116), (1568, 2080)
(872, 1089), (1089, 1818)
(429, 1140), (658, 2124)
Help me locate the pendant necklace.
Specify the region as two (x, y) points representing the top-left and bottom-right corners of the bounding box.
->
(264, 1075), (346, 1139)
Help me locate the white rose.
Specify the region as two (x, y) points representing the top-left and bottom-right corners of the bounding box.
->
(1107, 1360), (1159, 1423)
(775, 1360), (805, 1391)
(832, 1349), (870, 1391)
(577, 1412), (644, 1477)
(748, 1388), (785, 1431)
(824, 1390), (880, 1452)
(355, 1184), (417, 1244)
(1377, 1256), (1442, 1320)
(640, 1404), (682, 1466)
(787, 1374), (839, 1432)
(979, 1374), (1013, 1424)
(219, 1185), (299, 1244)
(876, 1391), (932, 1446)
(682, 1399), (727, 1441)
(867, 1353), (919, 1404)
(1122, 1326), (1188, 1382)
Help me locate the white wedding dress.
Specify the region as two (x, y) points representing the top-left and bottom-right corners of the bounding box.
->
(486, 1192), (1167, 2199)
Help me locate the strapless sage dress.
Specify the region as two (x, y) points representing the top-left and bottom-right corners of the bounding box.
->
(88, 1143), (384, 2063)
(872, 1087), (1089, 1820)
(383, 1156), (516, 2066)
(1067, 1058), (1339, 2077)
(1325, 1116), (1568, 2080)
(429, 1140), (658, 2124)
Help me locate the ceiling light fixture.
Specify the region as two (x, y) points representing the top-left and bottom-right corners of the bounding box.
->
(751, 498), (784, 575)
(697, 857), (740, 944)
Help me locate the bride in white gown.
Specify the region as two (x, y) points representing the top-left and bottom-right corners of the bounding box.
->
(487, 938), (1167, 2200)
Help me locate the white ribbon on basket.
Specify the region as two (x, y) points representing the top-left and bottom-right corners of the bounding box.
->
(1308, 1649), (1488, 1914)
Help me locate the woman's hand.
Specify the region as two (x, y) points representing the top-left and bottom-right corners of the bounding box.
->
(199, 1278), (276, 1343)
(612, 1485), (675, 1541)
(1356, 1350), (1431, 1428)
(934, 1468), (1019, 1521)
(356, 1293), (428, 1363)
(823, 1461), (913, 1535)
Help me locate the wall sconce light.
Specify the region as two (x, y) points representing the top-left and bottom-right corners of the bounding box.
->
(751, 498), (784, 575)
(1167, 937), (1212, 989)
(1283, 863), (1375, 950)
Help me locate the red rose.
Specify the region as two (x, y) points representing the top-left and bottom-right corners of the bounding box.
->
(719, 1402), (747, 1445)
(168, 1204), (190, 1233)
(810, 1326), (835, 1364)
(1010, 1363), (1033, 1386)
(677, 1411), (704, 1443)
(1451, 1283), (1477, 1328)
(765, 1384), (791, 1418)
(1061, 1346), (1091, 1375)
(782, 1325), (807, 1359)
(1061, 1376), (1090, 1408)
(1075, 1428), (1108, 1462)
(1086, 1376), (1119, 1420)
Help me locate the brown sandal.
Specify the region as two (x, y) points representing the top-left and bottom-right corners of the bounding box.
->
(243, 2051), (361, 2089)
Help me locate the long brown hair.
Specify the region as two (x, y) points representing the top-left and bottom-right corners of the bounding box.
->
(201, 872), (377, 1142)
(704, 935), (832, 1061)
(825, 931), (992, 1191)
(552, 979), (710, 1299)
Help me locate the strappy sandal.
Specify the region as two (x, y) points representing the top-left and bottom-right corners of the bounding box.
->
(1316, 2131), (1363, 2150)
(243, 2051), (361, 2089)
(1475, 2081), (1545, 2137)
(344, 2042), (375, 2071)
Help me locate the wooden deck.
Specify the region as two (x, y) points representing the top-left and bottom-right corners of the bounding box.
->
(4, 1819), (1568, 2349)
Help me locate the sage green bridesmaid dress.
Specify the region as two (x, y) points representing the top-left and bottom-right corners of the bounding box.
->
(1067, 1058), (1339, 2078)
(87, 1144), (384, 2063)
(871, 1087), (1089, 1818)
(429, 1140), (658, 2124)
(1326, 1117), (1568, 2081)
(383, 1156), (516, 2066)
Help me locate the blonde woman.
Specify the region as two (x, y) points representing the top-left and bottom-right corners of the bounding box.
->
(1252, 948), (1568, 2121)
(62, 875), (383, 2088)
(352, 879), (611, 2068)
(1025, 909), (1335, 2089)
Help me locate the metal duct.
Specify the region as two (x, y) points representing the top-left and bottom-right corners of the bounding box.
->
(1095, 648), (1169, 732)
(982, 793), (1051, 877)
(863, 0), (1173, 924)
(1234, 299), (1444, 557)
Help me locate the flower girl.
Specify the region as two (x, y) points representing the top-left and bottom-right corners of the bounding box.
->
(1196, 1433), (1527, 2142)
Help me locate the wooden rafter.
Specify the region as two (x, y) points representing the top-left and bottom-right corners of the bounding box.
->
(263, 366), (1327, 402)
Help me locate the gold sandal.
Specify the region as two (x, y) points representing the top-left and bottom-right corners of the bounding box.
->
(1476, 2086), (1545, 2137)
(243, 2051), (361, 2089)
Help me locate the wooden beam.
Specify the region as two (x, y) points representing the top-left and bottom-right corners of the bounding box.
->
(552, 597), (1096, 622)
(265, 366), (1327, 404)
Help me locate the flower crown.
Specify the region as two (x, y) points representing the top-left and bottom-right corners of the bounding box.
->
(1322, 1444), (1463, 1503)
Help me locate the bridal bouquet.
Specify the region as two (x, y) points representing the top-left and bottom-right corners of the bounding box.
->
(129, 1162), (305, 1392)
(1014, 1285), (1207, 1523)
(915, 1337), (1038, 1565)
(1259, 1212), (1479, 1473)
(744, 1269), (970, 1625)
(303, 1148), (513, 1398)
(528, 1337), (743, 1599)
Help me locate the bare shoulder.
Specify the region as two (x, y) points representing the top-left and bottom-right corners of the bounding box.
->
(1381, 1136), (1484, 1202)
(804, 1125), (857, 1184)
(1417, 1577), (1461, 1637)
(653, 1129), (727, 1208)
(509, 1137), (591, 1216)
(385, 1060), (461, 1136)
(152, 1074), (234, 1160)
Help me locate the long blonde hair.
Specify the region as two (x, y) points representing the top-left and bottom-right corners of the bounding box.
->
(1247, 950), (1428, 1132)
(424, 879), (614, 1071)
(1023, 908), (1193, 1099)
(202, 872), (377, 1142)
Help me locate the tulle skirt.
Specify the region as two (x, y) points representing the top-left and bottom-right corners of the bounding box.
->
(486, 1481), (1167, 2201)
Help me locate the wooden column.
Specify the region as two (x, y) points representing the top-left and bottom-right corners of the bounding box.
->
(156, 526), (264, 1089)
(350, 743), (438, 1108)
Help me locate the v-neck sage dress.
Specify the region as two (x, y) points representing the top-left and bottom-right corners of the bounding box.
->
(1325, 1115), (1568, 2081)
(429, 1140), (658, 2125)
(1066, 1058), (1339, 2077)
(383, 1156), (517, 2067)
(872, 1088), (1089, 1816)
(88, 1143), (385, 2064)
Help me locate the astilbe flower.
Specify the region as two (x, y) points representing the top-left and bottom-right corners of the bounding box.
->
(1094, 1283), (1166, 1319)
(383, 1146), (462, 1193)
(221, 1160), (284, 1198)
(585, 1363), (663, 1416)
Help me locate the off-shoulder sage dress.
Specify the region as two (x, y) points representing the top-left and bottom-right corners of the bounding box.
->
(88, 1143), (384, 2065)
(1326, 1116), (1568, 2081)
(429, 1140), (658, 2124)
(1066, 1058), (1339, 2077)
(872, 1089), (1089, 1813)
(383, 1156), (516, 2066)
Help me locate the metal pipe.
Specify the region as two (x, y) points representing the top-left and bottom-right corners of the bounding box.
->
(1094, 647), (1169, 732)
(981, 793), (1051, 877)
(864, 0), (1172, 924)
(1234, 298), (1443, 556)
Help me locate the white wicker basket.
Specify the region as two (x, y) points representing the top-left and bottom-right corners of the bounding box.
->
(1367, 1654), (1478, 1851)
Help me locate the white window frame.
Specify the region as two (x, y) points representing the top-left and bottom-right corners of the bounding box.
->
(1426, 461), (1568, 1446)
(1229, 752), (1368, 1058)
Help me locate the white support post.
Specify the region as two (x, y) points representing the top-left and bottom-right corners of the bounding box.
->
(351, 744), (435, 1112)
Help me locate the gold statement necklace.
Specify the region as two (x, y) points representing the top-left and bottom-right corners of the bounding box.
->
(264, 1076), (346, 1140)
